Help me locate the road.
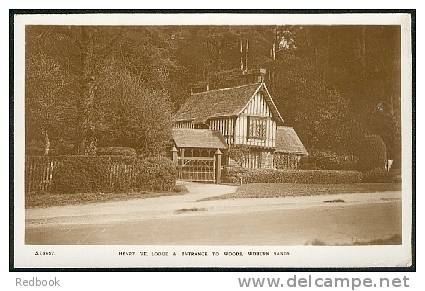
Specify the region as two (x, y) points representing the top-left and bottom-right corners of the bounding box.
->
(25, 182), (401, 245)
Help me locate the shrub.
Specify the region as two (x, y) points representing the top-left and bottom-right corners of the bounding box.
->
(361, 168), (394, 183)
(51, 156), (110, 194)
(224, 166), (362, 184)
(96, 147), (137, 156)
(356, 135), (387, 171)
(300, 150), (358, 170)
(132, 156), (176, 191)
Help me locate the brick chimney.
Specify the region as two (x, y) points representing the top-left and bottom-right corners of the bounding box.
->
(190, 81), (210, 94)
(243, 68), (266, 84)
(208, 68), (266, 90)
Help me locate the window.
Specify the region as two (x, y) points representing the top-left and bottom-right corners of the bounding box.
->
(247, 117), (267, 139)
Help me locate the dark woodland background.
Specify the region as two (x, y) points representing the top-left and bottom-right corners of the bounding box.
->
(25, 26), (401, 167)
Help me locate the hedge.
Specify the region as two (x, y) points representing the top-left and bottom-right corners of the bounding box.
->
(132, 156), (177, 192)
(300, 150), (359, 170)
(361, 168), (394, 183)
(224, 166), (362, 184)
(43, 155), (176, 194)
(51, 156), (110, 194)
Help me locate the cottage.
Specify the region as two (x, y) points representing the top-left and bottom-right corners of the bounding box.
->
(172, 69), (307, 174)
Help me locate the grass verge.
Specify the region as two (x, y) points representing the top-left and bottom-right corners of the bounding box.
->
(26, 185), (188, 209)
(305, 234), (401, 246)
(201, 183), (401, 201)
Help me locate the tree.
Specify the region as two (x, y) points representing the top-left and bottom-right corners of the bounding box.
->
(25, 25), (401, 161)
(26, 26), (176, 156)
(368, 102), (398, 160)
(356, 134), (387, 171)
(25, 52), (80, 155)
(269, 51), (359, 153)
(92, 58), (172, 155)
(25, 26), (89, 155)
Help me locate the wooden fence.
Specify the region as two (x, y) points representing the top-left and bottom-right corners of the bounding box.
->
(25, 156), (139, 193)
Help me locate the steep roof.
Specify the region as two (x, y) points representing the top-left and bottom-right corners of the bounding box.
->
(275, 126), (308, 155)
(174, 82), (284, 125)
(172, 129), (228, 149)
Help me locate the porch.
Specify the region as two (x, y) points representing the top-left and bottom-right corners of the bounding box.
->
(171, 128), (228, 183)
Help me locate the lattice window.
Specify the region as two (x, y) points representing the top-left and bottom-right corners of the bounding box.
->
(248, 117), (267, 139)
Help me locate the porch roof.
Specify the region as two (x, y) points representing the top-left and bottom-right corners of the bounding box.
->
(172, 128), (228, 150)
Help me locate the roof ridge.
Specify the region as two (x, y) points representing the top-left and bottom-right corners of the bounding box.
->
(191, 82), (261, 95)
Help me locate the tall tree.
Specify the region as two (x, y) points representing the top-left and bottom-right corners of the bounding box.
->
(93, 57), (173, 155)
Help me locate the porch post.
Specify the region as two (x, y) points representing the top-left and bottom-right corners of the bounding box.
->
(171, 146), (178, 164)
(215, 148), (222, 184)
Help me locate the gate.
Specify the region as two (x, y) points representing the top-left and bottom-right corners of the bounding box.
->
(171, 147), (223, 183)
(177, 157), (216, 182)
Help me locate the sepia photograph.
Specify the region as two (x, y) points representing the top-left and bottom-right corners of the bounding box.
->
(11, 11), (414, 269)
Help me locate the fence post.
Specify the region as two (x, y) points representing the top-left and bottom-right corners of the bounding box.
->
(171, 146), (178, 164)
(215, 149), (222, 184)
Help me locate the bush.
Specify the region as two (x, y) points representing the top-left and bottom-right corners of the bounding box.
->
(51, 156), (110, 194)
(224, 166), (362, 184)
(356, 135), (387, 171)
(132, 156), (176, 191)
(361, 168), (394, 183)
(300, 150), (358, 170)
(96, 147), (137, 156)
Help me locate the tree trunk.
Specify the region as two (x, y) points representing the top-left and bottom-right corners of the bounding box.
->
(79, 27), (96, 155)
(324, 30), (331, 82)
(43, 130), (50, 156)
(360, 27), (367, 78)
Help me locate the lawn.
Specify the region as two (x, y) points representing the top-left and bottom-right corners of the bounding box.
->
(203, 183), (401, 200)
(26, 185), (188, 209)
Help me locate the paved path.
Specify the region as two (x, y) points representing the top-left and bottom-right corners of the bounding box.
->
(25, 182), (402, 245)
(26, 182), (238, 227)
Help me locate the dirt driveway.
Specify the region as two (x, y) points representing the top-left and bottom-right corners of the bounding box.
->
(25, 182), (401, 245)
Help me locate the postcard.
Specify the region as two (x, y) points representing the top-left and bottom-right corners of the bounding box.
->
(11, 10), (414, 270)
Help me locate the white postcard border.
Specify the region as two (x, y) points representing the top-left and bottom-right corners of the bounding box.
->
(13, 12), (413, 268)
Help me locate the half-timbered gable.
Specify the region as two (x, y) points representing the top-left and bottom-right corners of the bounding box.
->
(173, 82), (283, 150)
(234, 84), (281, 149)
